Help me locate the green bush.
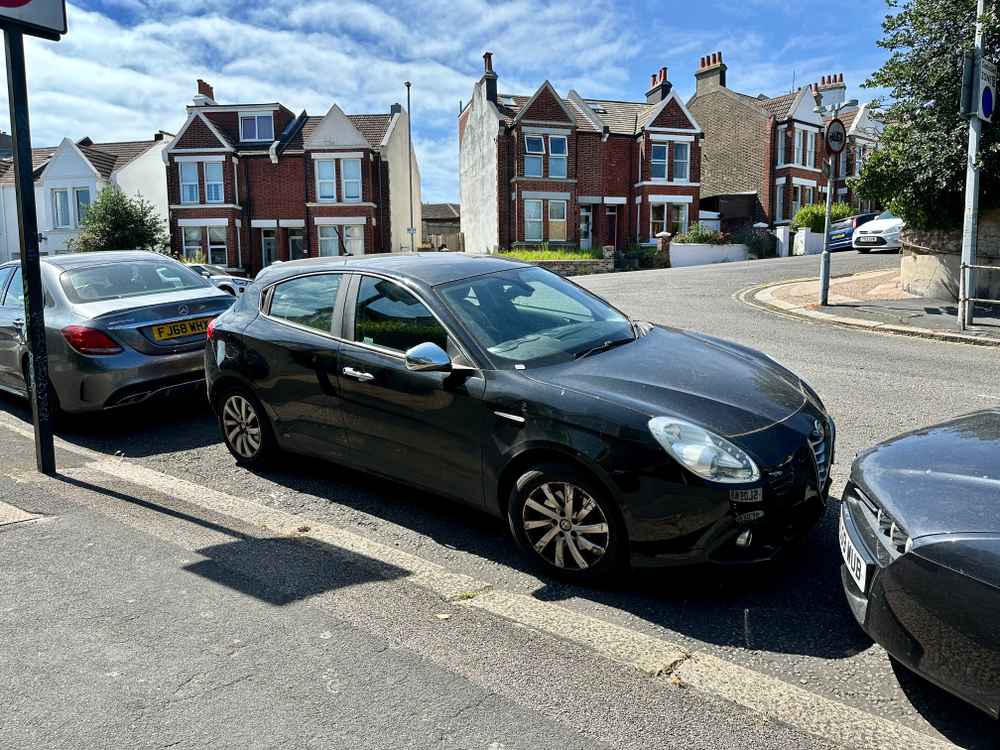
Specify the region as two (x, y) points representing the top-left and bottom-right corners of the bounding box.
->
(672, 223), (730, 245)
(501, 244), (603, 261)
(732, 227), (777, 259)
(791, 201), (854, 233)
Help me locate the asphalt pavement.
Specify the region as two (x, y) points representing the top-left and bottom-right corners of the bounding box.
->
(2, 249), (998, 749)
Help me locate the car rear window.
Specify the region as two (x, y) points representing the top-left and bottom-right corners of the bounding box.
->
(59, 260), (211, 303)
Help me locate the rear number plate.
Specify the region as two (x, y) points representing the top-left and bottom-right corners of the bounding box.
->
(839, 513), (868, 592)
(152, 317), (213, 342)
(730, 487), (763, 504)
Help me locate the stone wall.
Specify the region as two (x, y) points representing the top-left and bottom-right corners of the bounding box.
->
(900, 210), (1000, 301)
(533, 258), (615, 277)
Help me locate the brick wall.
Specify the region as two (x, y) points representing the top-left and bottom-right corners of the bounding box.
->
(245, 156), (306, 217)
(174, 117), (225, 149)
(520, 87), (575, 124)
(649, 99), (693, 129)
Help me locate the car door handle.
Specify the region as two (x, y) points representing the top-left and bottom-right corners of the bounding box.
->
(343, 367), (375, 383)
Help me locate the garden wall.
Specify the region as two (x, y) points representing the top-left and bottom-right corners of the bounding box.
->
(533, 258), (615, 277)
(669, 243), (749, 268)
(900, 211), (1000, 301)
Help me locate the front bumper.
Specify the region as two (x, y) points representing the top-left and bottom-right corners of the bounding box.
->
(50, 345), (206, 413)
(628, 414), (834, 568)
(853, 235), (901, 250)
(838, 489), (1000, 718)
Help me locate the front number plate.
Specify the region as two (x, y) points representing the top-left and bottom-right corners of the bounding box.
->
(730, 487), (763, 504)
(839, 512), (867, 592)
(152, 317), (214, 342)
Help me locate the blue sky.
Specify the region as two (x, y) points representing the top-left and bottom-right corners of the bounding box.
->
(2, 0), (893, 202)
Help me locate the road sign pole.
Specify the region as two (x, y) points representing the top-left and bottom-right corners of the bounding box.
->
(819, 152), (836, 306)
(959, 0), (986, 330)
(4, 28), (55, 474)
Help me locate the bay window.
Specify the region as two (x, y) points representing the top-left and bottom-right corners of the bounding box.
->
(548, 136), (567, 178)
(524, 136), (544, 178)
(52, 190), (72, 228)
(205, 162), (224, 203)
(548, 200), (567, 241)
(208, 226), (228, 265)
(74, 188), (91, 224)
(651, 204), (667, 238)
(524, 199), (543, 241)
(668, 204), (689, 236)
(672, 142), (690, 181)
(794, 130), (804, 165)
(182, 227), (204, 261)
(239, 113), (274, 142)
(344, 225), (364, 255)
(341, 158), (362, 202)
(651, 144), (668, 180)
(316, 160), (337, 201)
(180, 163), (199, 204)
(806, 131), (816, 168)
(318, 225), (340, 256)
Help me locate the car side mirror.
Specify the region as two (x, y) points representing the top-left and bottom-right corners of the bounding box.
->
(404, 342), (452, 372)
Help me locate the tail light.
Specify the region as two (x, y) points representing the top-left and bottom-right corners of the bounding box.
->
(61, 325), (123, 356)
(206, 317), (218, 339)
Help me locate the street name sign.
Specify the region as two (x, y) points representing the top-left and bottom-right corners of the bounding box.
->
(825, 118), (847, 155)
(978, 58), (997, 123)
(0, 0), (66, 41)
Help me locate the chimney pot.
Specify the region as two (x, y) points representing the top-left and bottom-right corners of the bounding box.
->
(483, 51), (494, 73)
(718, 51), (723, 62)
(838, 73), (843, 83)
(659, 66), (667, 82)
(650, 73), (657, 87)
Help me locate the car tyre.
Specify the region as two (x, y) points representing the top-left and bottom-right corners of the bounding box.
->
(507, 463), (626, 583)
(217, 386), (276, 467)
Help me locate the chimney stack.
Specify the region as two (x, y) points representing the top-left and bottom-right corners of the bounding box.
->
(390, 102), (402, 115)
(694, 50), (727, 97)
(645, 65), (672, 104)
(816, 72), (847, 109)
(481, 51), (498, 105)
(194, 79), (216, 106)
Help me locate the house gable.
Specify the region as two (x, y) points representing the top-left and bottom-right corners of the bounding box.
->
(304, 104), (370, 150)
(42, 138), (101, 181)
(643, 90), (702, 133)
(790, 89), (822, 126)
(515, 81), (575, 124)
(171, 113), (231, 151)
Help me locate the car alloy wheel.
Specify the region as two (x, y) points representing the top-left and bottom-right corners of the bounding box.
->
(522, 482), (610, 570)
(222, 394), (263, 459)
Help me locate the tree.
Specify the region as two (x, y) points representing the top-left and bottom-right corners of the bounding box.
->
(67, 186), (168, 253)
(853, 0), (1000, 230)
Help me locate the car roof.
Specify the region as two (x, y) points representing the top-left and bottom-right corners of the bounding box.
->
(257, 252), (531, 287)
(0, 251), (175, 271)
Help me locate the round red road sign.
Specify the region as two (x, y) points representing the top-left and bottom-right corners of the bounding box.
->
(826, 118), (847, 155)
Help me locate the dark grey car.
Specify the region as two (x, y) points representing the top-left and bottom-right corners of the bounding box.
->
(840, 410), (1000, 716)
(0, 251), (234, 413)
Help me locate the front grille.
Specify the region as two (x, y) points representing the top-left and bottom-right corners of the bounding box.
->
(846, 485), (909, 566)
(809, 422), (830, 488)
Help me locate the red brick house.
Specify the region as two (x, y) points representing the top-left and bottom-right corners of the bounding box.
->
(459, 54), (702, 254)
(687, 53), (882, 229)
(166, 80), (421, 275)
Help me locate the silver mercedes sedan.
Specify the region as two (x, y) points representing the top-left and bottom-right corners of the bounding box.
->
(0, 251), (235, 414)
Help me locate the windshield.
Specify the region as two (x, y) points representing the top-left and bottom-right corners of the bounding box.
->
(201, 265), (228, 276)
(59, 260), (212, 303)
(437, 266), (634, 368)
(877, 210), (896, 221)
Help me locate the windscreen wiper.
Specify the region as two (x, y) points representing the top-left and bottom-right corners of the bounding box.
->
(574, 338), (635, 360)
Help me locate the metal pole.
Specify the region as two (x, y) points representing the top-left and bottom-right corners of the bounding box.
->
(405, 81), (415, 253)
(4, 29), (55, 474)
(819, 106), (838, 306)
(959, 0), (985, 329)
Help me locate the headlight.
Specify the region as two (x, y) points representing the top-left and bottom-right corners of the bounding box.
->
(648, 417), (760, 484)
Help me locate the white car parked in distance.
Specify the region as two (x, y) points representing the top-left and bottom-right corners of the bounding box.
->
(186, 264), (249, 295)
(852, 210), (905, 253)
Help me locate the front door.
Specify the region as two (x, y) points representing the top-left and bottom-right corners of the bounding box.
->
(247, 271), (351, 459)
(338, 273), (486, 505)
(261, 229), (277, 267)
(606, 206), (618, 250)
(579, 207), (592, 250)
(0, 266), (24, 391)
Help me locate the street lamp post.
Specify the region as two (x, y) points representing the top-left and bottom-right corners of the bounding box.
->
(817, 98), (858, 306)
(405, 81), (415, 253)
(959, 0), (986, 328)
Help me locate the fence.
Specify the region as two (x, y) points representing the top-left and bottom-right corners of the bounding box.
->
(959, 263), (1000, 329)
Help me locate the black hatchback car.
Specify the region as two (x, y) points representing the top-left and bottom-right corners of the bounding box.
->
(206, 254), (834, 581)
(840, 410), (1000, 716)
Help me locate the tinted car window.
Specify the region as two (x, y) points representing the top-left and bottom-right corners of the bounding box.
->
(59, 261), (211, 303)
(354, 276), (447, 353)
(269, 274), (341, 334)
(2, 268), (23, 308)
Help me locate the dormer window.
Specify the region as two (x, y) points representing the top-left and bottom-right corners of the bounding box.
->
(240, 112), (274, 142)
